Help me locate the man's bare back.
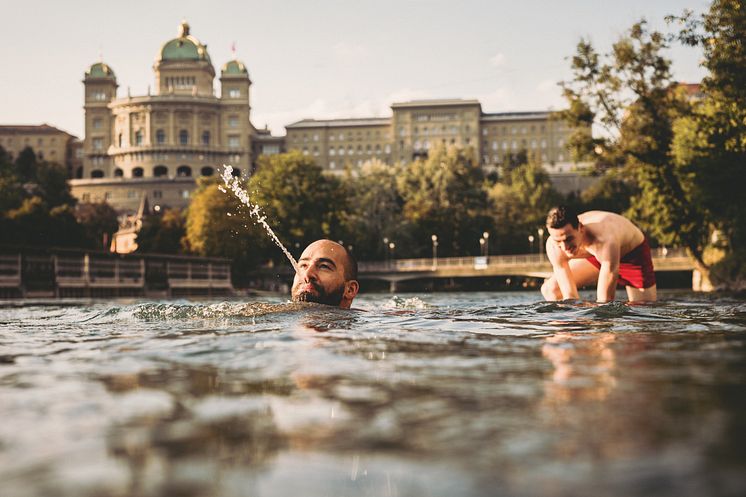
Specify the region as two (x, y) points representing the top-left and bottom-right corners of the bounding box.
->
(541, 207), (657, 303)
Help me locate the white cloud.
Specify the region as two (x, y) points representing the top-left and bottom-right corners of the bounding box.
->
(489, 53), (506, 67)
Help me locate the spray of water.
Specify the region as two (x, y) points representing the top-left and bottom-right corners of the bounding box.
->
(220, 165), (299, 272)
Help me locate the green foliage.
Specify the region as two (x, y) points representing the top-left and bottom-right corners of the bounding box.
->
(136, 208), (186, 254)
(339, 159), (409, 260)
(488, 161), (561, 254)
(397, 145), (492, 257)
(249, 151), (348, 259)
(75, 202), (120, 250)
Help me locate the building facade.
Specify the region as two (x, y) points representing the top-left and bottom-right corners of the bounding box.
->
(285, 99), (585, 174)
(0, 124), (81, 176)
(70, 21), (259, 213)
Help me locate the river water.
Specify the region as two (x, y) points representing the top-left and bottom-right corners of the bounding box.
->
(1, 291), (745, 497)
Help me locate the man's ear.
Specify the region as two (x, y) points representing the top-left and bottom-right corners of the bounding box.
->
(345, 280), (359, 300)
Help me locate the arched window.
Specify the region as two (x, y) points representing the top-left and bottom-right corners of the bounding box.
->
(153, 165), (168, 177)
(231, 168), (241, 177)
(156, 129), (166, 144)
(114, 168), (124, 177)
(176, 165), (192, 177)
(202, 131), (210, 145)
(132, 167), (144, 178)
(135, 130), (143, 146)
(91, 169), (104, 178)
(118, 133), (123, 147)
(200, 166), (214, 176)
(179, 130), (189, 145)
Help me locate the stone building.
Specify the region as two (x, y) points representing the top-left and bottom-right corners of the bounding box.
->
(285, 99), (585, 174)
(0, 124), (81, 176)
(70, 21), (260, 213)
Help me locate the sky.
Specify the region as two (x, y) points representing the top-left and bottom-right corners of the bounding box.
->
(0, 0), (709, 139)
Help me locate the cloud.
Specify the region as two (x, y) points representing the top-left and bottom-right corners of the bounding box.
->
(489, 53), (506, 68)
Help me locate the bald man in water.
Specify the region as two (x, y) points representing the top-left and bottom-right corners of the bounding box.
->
(291, 239), (360, 308)
(541, 206), (657, 303)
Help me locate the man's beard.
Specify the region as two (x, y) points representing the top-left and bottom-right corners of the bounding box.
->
(292, 280), (345, 307)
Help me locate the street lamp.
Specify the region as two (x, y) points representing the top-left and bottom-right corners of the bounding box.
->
(528, 234), (535, 253)
(383, 237), (389, 263)
(431, 234), (438, 269)
(388, 242), (396, 268)
(483, 231), (489, 259)
(537, 227), (544, 257)
(479, 237), (486, 256)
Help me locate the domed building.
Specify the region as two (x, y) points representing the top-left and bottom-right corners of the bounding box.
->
(71, 21), (259, 213)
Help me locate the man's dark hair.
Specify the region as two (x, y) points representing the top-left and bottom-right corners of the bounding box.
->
(546, 205), (579, 229)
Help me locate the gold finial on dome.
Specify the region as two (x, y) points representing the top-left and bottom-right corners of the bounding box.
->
(179, 20), (190, 37)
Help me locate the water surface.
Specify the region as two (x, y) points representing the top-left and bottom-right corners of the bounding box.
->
(1, 291), (745, 497)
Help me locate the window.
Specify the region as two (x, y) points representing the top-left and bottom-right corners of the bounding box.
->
(154, 165), (168, 177)
(329, 148), (336, 156)
(127, 190), (138, 199)
(92, 118), (102, 130)
(541, 140), (547, 149)
(177, 165), (192, 177)
(179, 130), (189, 145)
(104, 192), (112, 200)
(202, 131), (210, 145)
(181, 190), (190, 199)
(118, 133), (123, 147)
(228, 116), (239, 128)
(557, 138), (565, 147)
(92, 138), (104, 150)
(531, 140), (537, 149)
(135, 131), (143, 146)
(385, 144), (391, 154)
(229, 88), (240, 98)
(82, 193), (90, 202)
(201, 166), (214, 176)
(329, 161), (336, 169)
(114, 168), (124, 177)
(313, 134), (319, 141)
(91, 169), (104, 178)
(228, 136), (240, 148)
(156, 129), (166, 144)
(132, 167), (144, 178)
(153, 190), (162, 199)
(339, 147), (345, 156)
(492, 141), (497, 151)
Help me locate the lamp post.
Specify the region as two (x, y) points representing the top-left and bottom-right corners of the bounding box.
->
(483, 231), (489, 260)
(479, 237), (486, 256)
(431, 234), (438, 270)
(389, 242), (395, 268)
(383, 237), (389, 264)
(528, 234), (535, 253)
(537, 228), (544, 257)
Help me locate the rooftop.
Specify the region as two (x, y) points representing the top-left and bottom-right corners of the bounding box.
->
(0, 124), (77, 138)
(391, 99), (481, 108)
(286, 117), (391, 129)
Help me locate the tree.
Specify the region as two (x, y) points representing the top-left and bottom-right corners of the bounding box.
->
(397, 145), (492, 257)
(339, 159), (409, 260)
(248, 152), (348, 263)
(75, 202), (120, 249)
(559, 21), (709, 267)
(136, 208), (186, 254)
(488, 161), (561, 254)
(668, 0), (746, 287)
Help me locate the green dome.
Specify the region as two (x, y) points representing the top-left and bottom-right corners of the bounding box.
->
(86, 62), (115, 79)
(158, 21), (211, 63)
(221, 59), (248, 75)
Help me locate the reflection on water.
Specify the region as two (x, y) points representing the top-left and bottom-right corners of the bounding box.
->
(1, 292), (746, 496)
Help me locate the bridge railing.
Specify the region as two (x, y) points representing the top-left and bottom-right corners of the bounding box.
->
(358, 246), (689, 273)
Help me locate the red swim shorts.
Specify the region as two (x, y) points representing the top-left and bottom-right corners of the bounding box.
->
(586, 238), (656, 289)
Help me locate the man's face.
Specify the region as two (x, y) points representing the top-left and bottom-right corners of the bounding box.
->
(548, 223), (582, 257)
(291, 240), (357, 308)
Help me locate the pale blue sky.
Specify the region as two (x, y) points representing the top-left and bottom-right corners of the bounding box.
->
(0, 0), (708, 139)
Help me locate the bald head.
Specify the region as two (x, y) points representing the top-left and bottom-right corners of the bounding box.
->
(292, 239), (359, 308)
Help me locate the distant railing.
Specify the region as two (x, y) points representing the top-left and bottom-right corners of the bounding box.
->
(359, 247), (690, 273)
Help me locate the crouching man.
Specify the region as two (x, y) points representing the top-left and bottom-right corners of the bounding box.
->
(541, 206), (657, 303)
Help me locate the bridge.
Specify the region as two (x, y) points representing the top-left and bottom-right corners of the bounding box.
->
(357, 247), (694, 290)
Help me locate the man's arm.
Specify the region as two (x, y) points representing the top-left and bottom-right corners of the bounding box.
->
(547, 242), (579, 300)
(595, 240), (620, 302)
